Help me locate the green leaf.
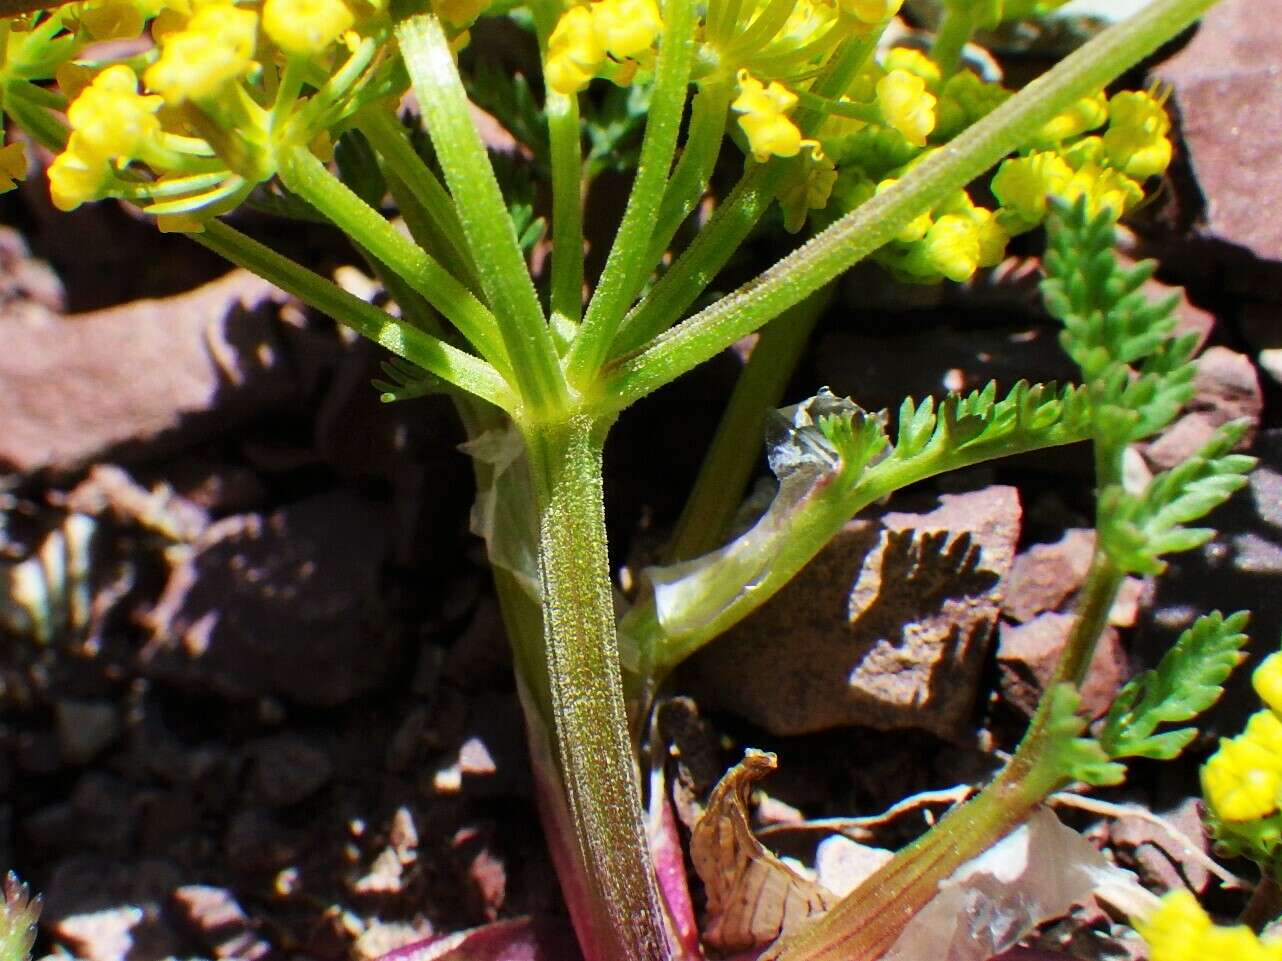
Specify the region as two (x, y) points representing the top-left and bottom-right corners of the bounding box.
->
(1097, 422), (1256, 574)
(1042, 198), (1196, 445)
(1043, 683), (1125, 787)
(886, 380), (1091, 467)
(1100, 610), (1250, 761)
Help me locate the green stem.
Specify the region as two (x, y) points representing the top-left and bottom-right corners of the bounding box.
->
(196, 220), (514, 409)
(398, 14), (568, 416)
(565, 0), (697, 387)
(641, 81), (732, 272)
(600, 0), (1221, 411)
(611, 161), (786, 357)
(523, 414), (672, 961)
(930, 4), (977, 76)
(276, 144), (515, 379)
(609, 29), (880, 359)
(357, 105), (481, 287)
(772, 750), (1063, 961)
(546, 88), (586, 339)
(664, 286), (828, 563)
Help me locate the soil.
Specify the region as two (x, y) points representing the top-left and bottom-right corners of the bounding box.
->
(2, 4), (1281, 961)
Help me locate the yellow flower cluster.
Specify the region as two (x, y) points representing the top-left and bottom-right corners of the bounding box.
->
(146, 0), (260, 105)
(991, 88), (1171, 234)
(874, 181), (1006, 282)
(1203, 653), (1282, 823)
(1138, 889), (1282, 961)
(48, 64), (162, 209)
(545, 0), (662, 95)
(32, 0), (391, 223)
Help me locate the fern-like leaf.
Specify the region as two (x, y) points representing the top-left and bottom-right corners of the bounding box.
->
(1100, 610), (1250, 761)
(1097, 421), (1256, 574)
(1042, 198), (1196, 445)
(887, 381), (1091, 467)
(1043, 684), (1126, 787)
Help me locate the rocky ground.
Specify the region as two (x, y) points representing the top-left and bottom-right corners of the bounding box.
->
(1, 1), (1281, 960)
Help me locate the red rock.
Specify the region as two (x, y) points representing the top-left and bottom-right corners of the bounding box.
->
(1156, 0), (1282, 268)
(997, 613), (1130, 718)
(0, 270), (293, 476)
(1002, 529), (1096, 624)
(172, 886), (271, 961)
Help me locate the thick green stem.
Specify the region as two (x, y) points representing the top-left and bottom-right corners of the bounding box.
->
(601, 0), (1222, 410)
(523, 415), (672, 961)
(664, 286), (828, 563)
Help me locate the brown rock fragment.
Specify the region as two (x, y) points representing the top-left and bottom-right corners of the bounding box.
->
(172, 886), (271, 961)
(0, 270), (294, 476)
(997, 614), (1130, 718)
(690, 488), (1021, 738)
(143, 491), (390, 706)
(1156, 0), (1282, 270)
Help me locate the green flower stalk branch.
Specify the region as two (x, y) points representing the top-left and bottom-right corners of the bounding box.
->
(0, 0), (1255, 960)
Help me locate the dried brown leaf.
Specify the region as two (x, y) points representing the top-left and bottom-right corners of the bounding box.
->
(690, 751), (836, 954)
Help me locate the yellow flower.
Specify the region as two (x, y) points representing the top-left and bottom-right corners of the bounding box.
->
(881, 47), (940, 89)
(66, 64), (162, 161)
(1103, 89), (1172, 180)
(0, 141), (26, 193)
(876, 69), (935, 147)
(1245, 709), (1282, 755)
(1202, 733), (1282, 822)
(991, 149), (1072, 229)
(1036, 91), (1108, 143)
(47, 134), (111, 211)
(938, 190), (1007, 267)
(592, 0), (661, 59)
(733, 71), (807, 162)
(1138, 890), (1282, 961)
(145, 1), (258, 105)
(1135, 890), (1213, 961)
(838, 0), (903, 23)
(262, 0), (352, 53)
(916, 213), (980, 282)
(546, 5), (604, 95)
(1254, 652), (1282, 716)
(1066, 163), (1142, 219)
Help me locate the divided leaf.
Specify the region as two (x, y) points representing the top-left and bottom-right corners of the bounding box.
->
(1097, 422), (1256, 574)
(887, 380), (1090, 467)
(1042, 198), (1196, 446)
(1101, 610), (1250, 761)
(1043, 684), (1125, 788)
